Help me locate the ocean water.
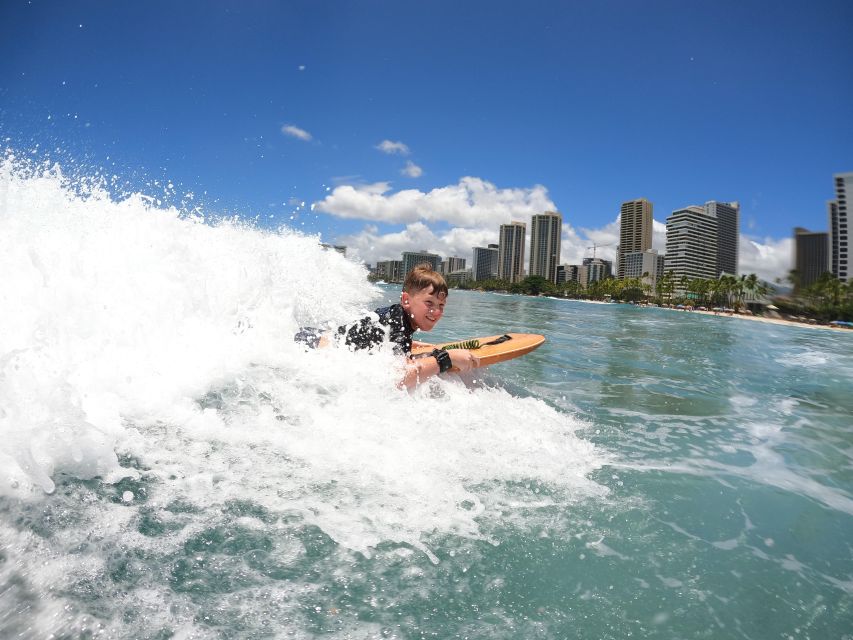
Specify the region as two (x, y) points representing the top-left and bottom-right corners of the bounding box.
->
(1, 156), (852, 639)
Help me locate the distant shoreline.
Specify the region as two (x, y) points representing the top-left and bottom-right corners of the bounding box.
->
(563, 297), (851, 333)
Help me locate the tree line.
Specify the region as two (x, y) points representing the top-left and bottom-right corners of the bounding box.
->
(454, 271), (852, 320)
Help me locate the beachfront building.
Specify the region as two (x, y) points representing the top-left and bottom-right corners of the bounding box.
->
(624, 249), (665, 294)
(472, 244), (499, 281)
(556, 264), (580, 285)
(706, 201), (740, 276)
(498, 221), (526, 283)
(529, 211), (563, 284)
(441, 256), (466, 275)
(665, 205), (719, 284)
(664, 201), (740, 287)
(830, 172), (852, 282)
(583, 257), (612, 286)
(375, 259), (403, 283)
(793, 227), (829, 291)
(617, 199), (653, 279)
(445, 268), (472, 286)
(402, 250), (441, 275)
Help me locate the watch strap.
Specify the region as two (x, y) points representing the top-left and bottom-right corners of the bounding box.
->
(432, 348), (452, 373)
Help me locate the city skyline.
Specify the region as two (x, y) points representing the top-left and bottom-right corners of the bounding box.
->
(371, 176), (848, 288)
(2, 1), (851, 284)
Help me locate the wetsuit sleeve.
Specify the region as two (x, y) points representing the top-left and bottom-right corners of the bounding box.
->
(294, 327), (323, 349)
(337, 315), (388, 351)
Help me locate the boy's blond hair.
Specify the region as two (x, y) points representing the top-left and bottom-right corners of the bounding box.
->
(403, 263), (448, 298)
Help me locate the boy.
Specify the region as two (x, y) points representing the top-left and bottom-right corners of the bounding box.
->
(296, 264), (478, 388)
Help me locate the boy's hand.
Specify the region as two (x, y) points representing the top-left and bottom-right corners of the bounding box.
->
(448, 349), (479, 372)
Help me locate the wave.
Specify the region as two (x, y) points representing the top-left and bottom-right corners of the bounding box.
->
(0, 153), (606, 559)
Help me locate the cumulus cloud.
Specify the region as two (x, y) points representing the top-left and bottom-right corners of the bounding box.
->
(376, 140), (411, 155)
(314, 177), (556, 228)
(281, 124), (312, 141)
(739, 235), (792, 283)
(401, 160), (423, 178)
(560, 221), (606, 265)
(320, 179), (792, 282)
(337, 222), (498, 265)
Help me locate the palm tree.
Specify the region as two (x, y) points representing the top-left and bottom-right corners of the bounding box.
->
(658, 271), (676, 305)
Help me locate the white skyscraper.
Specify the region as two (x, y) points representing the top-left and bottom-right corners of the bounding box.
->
(665, 206), (718, 282)
(401, 250), (441, 275)
(528, 211), (563, 283)
(664, 201), (740, 284)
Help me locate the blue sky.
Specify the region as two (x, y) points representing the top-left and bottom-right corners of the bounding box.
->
(2, 0), (851, 281)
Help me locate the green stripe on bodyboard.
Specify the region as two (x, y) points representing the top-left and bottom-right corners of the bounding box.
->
(440, 339), (480, 350)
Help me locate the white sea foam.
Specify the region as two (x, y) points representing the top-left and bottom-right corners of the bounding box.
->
(775, 350), (830, 368)
(0, 153), (605, 556)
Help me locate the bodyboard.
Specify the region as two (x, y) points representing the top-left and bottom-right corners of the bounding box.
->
(411, 333), (545, 368)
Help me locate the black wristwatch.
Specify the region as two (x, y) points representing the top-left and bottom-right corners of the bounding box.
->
(432, 348), (452, 374)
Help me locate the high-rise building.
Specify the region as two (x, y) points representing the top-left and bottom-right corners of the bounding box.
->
(556, 264), (579, 285)
(665, 206), (718, 283)
(706, 201), (740, 276)
(624, 249), (666, 294)
(529, 211), (563, 283)
(445, 269), (472, 286)
(472, 244), (499, 281)
(375, 259), (403, 283)
(617, 199), (653, 278)
(582, 257), (612, 286)
(830, 172), (852, 282)
(664, 201), (739, 284)
(829, 200), (840, 277)
(793, 227), (829, 291)
(441, 257), (466, 275)
(401, 250), (441, 276)
(498, 222), (526, 283)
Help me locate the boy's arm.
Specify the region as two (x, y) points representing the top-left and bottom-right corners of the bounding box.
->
(399, 349), (479, 389)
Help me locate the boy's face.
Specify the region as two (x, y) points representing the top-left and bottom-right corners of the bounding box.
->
(401, 286), (446, 331)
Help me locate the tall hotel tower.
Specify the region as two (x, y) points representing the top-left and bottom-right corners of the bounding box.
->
(830, 172), (852, 282)
(665, 201), (740, 284)
(528, 211), (563, 283)
(617, 199), (653, 279)
(401, 250), (441, 275)
(472, 244), (499, 281)
(498, 221), (526, 283)
(665, 206), (719, 282)
(793, 227), (829, 291)
(706, 201), (740, 276)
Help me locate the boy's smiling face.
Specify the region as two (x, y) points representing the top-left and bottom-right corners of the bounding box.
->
(401, 286), (446, 331)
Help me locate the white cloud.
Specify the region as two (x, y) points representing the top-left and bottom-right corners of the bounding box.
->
(321, 180), (792, 282)
(401, 160), (423, 178)
(376, 140), (410, 155)
(739, 235), (792, 283)
(281, 124), (312, 141)
(337, 222), (497, 266)
(314, 177), (556, 228)
(560, 221), (607, 265)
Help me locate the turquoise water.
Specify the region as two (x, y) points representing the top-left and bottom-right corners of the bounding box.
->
(429, 291), (853, 639)
(2, 162), (852, 638)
